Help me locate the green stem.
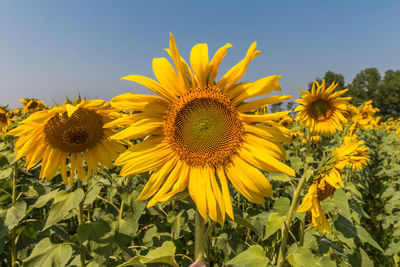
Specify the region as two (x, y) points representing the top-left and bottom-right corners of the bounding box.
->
(77, 181), (87, 267)
(276, 169), (310, 267)
(11, 162), (18, 267)
(119, 199), (125, 221)
(194, 209), (205, 262)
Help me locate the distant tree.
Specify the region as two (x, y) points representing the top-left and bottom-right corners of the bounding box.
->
(347, 67), (381, 106)
(378, 70), (400, 117)
(270, 102), (283, 113)
(308, 70), (345, 91)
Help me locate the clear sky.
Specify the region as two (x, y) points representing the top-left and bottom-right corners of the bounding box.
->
(1, 1), (400, 108)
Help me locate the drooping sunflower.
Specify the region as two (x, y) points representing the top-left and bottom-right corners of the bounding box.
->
(295, 80), (351, 136)
(19, 98), (46, 113)
(297, 177), (334, 233)
(108, 33), (295, 224)
(8, 100), (125, 185)
(0, 108), (11, 133)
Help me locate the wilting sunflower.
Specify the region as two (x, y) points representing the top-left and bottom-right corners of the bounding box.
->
(297, 177), (334, 233)
(108, 33), (295, 224)
(295, 80), (351, 136)
(19, 98), (46, 113)
(8, 100), (125, 185)
(0, 108), (11, 133)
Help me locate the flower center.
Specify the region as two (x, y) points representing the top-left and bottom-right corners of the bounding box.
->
(361, 111), (369, 119)
(0, 113), (7, 123)
(165, 88), (243, 167)
(27, 101), (39, 109)
(317, 182), (336, 201)
(310, 99), (332, 121)
(44, 108), (104, 153)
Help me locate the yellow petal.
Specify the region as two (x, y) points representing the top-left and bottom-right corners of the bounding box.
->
(208, 43), (232, 85)
(110, 93), (167, 112)
(136, 157), (178, 201)
(237, 95), (292, 112)
(190, 43), (209, 88)
(153, 57), (185, 96)
(121, 75), (176, 102)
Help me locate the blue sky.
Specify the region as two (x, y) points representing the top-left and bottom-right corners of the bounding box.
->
(1, 1), (400, 107)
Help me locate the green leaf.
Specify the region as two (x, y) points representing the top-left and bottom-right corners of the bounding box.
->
(264, 212), (285, 239)
(43, 189), (84, 230)
(287, 247), (316, 267)
(83, 183), (103, 206)
(268, 173), (291, 183)
(0, 168), (12, 180)
(118, 213), (138, 238)
(77, 219), (111, 242)
(273, 197), (290, 216)
(334, 214), (356, 238)
(226, 245), (269, 267)
(355, 226), (383, 252)
(332, 188), (351, 219)
(234, 215), (263, 239)
(117, 241), (178, 267)
(5, 201), (26, 230)
(33, 189), (59, 208)
(316, 256), (336, 267)
(23, 238), (72, 267)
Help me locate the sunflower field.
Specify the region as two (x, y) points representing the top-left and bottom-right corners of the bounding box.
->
(0, 34), (399, 267)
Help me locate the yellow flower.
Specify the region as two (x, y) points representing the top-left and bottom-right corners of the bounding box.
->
(255, 104), (268, 115)
(343, 135), (369, 170)
(278, 115), (294, 129)
(356, 100), (379, 129)
(294, 80), (351, 136)
(0, 108), (11, 133)
(108, 33), (295, 224)
(19, 98), (46, 113)
(297, 178), (334, 233)
(8, 100), (125, 185)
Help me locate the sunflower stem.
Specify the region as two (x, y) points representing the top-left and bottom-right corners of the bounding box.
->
(276, 164), (313, 267)
(11, 162), (18, 267)
(77, 180), (87, 267)
(194, 209), (206, 262)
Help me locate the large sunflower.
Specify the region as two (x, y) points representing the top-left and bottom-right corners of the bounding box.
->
(108, 34), (295, 224)
(0, 108), (11, 133)
(295, 80), (351, 136)
(8, 100), (125, 185)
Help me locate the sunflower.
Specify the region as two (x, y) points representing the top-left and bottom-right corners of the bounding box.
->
(278, 115), (294, 129)
(8, 100), (125, 185)
(343, 135), (369, 170)
(0, 108), (11, 133)
(108, 33), (295, 224)
(297, 177), (334, 233)
(294, 80), (351, 136)
(19, 98), (46, 113)
(356, 100), (379, 129)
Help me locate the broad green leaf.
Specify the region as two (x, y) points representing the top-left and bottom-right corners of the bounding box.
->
(316, 256), (336, 267)
(234, 215), (263, 239)
(23, 238), (72, 267)
(333, 188), (351, 219)
(0, 168), (12, 180)
(117, 241), (178, 267)
(273, 197), (290, 216)
(334, 214), (356, 238)
(43, 189), (84, 230)
(355, 225), (383, 252)
(264, 212), (285, 239)
(83, 183), (103, 206)
(287, 247), (315, 267)
(5, 201), (26, 230)
(359, 247), (374, 267)
(33, 189), (59, 208)
(269, 173), (291, 183)
(77, 219), (111, 242)
(226, 245), (269, 267)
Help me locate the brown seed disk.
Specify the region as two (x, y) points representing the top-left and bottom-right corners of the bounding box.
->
(309, 98), (333, 121)
(164, 88), (243, 167)
(0, 113), (7, 123)
(317, 182), (336, 201)
(44, 108), (104, 153)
